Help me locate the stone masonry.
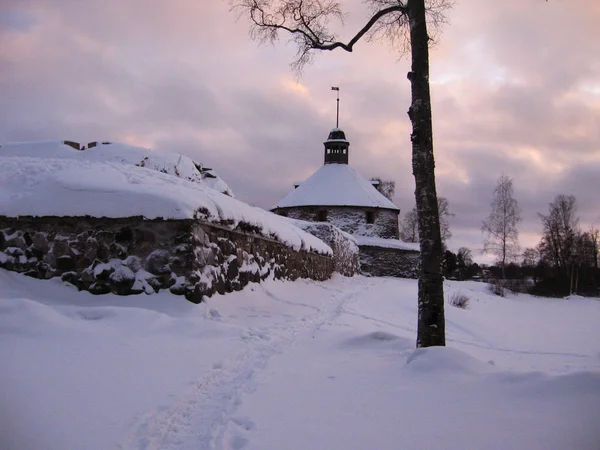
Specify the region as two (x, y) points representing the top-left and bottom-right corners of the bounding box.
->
(0, 216), (334, 303)
(279, 206), (399, 239)
(358, 245), (420, 279)
(292, 221), (360, 277)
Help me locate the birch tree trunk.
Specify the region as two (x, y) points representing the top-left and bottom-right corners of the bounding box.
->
(407, 0), (445, 347)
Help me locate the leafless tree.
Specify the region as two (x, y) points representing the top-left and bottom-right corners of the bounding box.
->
(456, 246), (472, 280)
(370, 177), (396, 201)
(575, 230), (598, 268)
(586, 226), (599, 270)
(399, 207), (419, 242)
(437, 196), (454, 244)
(538, 194), (579, 276)
(235, 0), (452, 347)
(521, 247), (539, 268)
(457, 247), (473, 266)
(400, 196), (453, 244)
(481, 175), (522, 279)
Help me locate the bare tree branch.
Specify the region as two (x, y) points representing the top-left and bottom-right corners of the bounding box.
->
(234, 0), (422, 73)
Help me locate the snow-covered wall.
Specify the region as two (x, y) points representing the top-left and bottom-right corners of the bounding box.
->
(0, 217), (334, 301)
(292, 220), (360, 277)
(0, 142), (338, 297)
(280, 206), (399, 240)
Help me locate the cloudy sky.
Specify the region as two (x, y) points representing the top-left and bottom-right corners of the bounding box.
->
(1, 0), (599, 262)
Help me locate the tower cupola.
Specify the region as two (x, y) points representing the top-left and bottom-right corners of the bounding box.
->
(324, 128), (349, 164)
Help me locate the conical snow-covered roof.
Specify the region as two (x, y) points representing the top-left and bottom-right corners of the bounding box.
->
(273, 163), (399, 210)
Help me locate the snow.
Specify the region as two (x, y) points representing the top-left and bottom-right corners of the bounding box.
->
(273, 163), (400, 210)
(1, 272), (599, 450)
(354, 235), (420, 251)
(0, 140), (234, 196)
(0, 151), (330, 255)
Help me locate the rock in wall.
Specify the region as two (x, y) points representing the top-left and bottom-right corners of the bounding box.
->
(358, 245), (419, 279)
(0, 216), (333, 303)
(292, 221), (360, 277)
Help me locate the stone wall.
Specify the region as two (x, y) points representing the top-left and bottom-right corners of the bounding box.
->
(0, 216), (333, 302)
(279, 206), (399, 239)
(292, 221), (360, 277)
(359, 245), (419, 279)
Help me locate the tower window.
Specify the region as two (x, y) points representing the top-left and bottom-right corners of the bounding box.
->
(317, 210), (328, 222)
(366, 211), (375, 224)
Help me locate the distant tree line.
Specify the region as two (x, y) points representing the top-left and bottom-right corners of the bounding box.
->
(398, 175), (600, 297)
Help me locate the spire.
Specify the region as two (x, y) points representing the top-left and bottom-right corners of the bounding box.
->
(331, 86), (340, 128)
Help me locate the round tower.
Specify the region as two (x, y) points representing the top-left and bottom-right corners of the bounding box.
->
(324, 128), (349, 165)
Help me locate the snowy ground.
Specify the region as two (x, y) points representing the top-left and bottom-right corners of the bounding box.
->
(1, 271), (599, 450)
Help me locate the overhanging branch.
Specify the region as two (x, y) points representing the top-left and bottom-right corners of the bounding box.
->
(311, 5), (409, 53)
(236, 0), (409, 71)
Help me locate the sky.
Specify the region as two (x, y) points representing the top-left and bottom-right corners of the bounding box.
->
(1, 0), (599, 263)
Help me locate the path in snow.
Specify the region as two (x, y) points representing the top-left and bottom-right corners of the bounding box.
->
(118, 277), (376, 450)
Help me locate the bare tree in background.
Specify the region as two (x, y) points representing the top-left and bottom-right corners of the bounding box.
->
(522, 247), (539, 269)
(235, 0), (451, 347)
(437, 196), (454, 245)
(399, 207), (419, 242)
(370, 177), (396, 201)
(586, 226), (599, 270)
(481, 175), (522, 279)
(538, 194), (579, 276)
(400, 196), (453, 245)
(456, 246), (472, 280)
(457, 247), (473, 266)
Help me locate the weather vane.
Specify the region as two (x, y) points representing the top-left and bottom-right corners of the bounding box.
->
(331, 86), (340, 128)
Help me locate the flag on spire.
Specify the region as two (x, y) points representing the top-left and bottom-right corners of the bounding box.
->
(331, 86), (339, 91)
